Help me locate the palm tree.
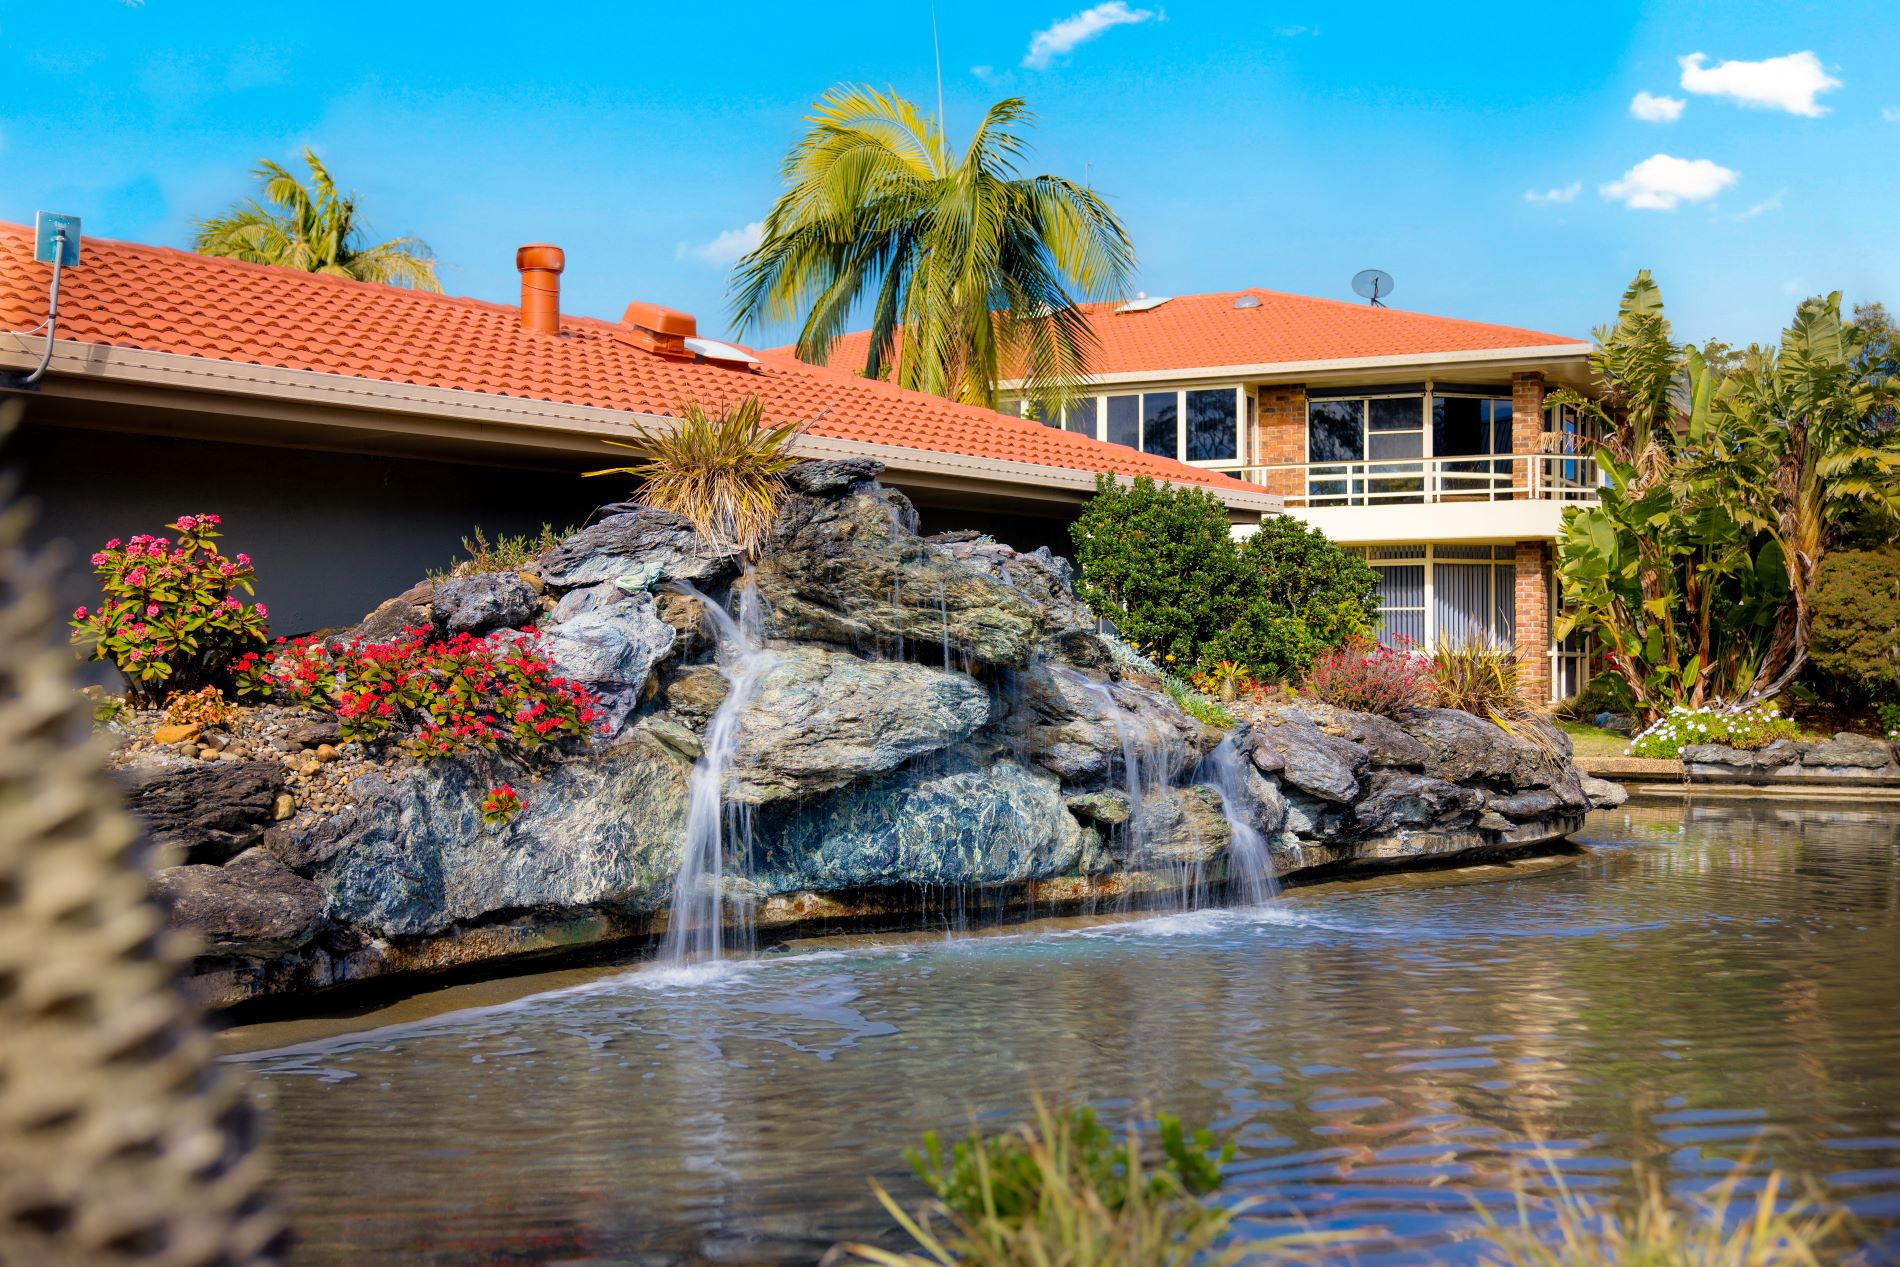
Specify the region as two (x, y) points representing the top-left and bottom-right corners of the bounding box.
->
(194, 148), (441, 291)
(730, 86), (1135, 411)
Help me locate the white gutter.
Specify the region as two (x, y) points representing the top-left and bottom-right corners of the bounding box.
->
(1, 336), (1282, 516)
(997, 343), (1591, 391)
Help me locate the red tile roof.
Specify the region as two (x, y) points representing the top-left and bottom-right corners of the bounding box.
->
(789, 288), (1586, 381)
(0, 223), (1253, 495)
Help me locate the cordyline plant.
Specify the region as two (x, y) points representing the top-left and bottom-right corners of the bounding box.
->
(587, 395), (803, 557)
(68, 513), (269, 706)
(235, 626), (603, 763)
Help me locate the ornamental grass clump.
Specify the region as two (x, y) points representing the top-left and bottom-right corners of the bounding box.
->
(587, 395), (802, 556)
(429, 524), (574, 582)
(1626, 701), (1800, 759)
(236, 626), (603, 762)
(1431, 640), (1562, 760)
(1302, 637), (1431, 718)
(68, 513), (268, 705)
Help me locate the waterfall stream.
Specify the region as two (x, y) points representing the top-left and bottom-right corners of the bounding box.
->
(1195, 733), (1278, 904)
(660, 576), (772, 965)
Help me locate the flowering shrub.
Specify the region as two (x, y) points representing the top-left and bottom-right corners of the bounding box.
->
(159, 685), (237, 731)
(68, 514), (268, 704)
(1879, 701), (1900, 744)
(1300, 637), (1432, 718)
(237, 626), (603, 762)
(1189, 660), (1266, 705)
(1626, 702), (1801, 759)
(482, 784), (525, 826)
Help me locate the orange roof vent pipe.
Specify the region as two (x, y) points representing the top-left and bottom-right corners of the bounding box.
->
(516, 244), (565, 335)
(617, 300), (698, 359)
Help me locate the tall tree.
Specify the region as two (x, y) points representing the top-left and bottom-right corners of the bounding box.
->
(194, 149), (441, 291)
(730, 86), (1134, 411)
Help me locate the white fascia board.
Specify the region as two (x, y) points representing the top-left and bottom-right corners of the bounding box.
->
(1285, 499), (1570, 545)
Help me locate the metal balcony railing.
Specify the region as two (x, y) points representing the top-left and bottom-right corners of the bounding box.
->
(1227, 454), (1603, 509)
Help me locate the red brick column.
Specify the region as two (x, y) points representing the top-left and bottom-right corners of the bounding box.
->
(1514, 540), (1553, 705)
(1256, 384), (1307, 500)
(1510, 371), (1546, 498)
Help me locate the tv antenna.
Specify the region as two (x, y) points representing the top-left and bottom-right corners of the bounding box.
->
(1352, 268), (1394, 307)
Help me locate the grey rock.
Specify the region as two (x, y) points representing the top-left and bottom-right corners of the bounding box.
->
(553, 583), (618, 622)
(1802, 732), (1895, 769)
(1249, 708), (1367, 803)
(344, 596), (430, 644)
(1129, 785), (1233, 866)
(1486, 789), (1563, 820)
(1682, 740), (1807, 772)
(751, 750), (1086, 890)
(1400, 707), (1521, 784)
(542, 592), (678, 695)
(1026, 665), (1204, 787)
(755, 489), (1043, 668)
(1065, 789), (1131, 826)
(113, 758), (286, 865)
(931, 535), (1096, 644)
(727, 649), (992, 803)
(282, 718), (341, 748)
(261, 815), (349, 872)
(433, 571), (538, 635)
(785, 458), (886, 495)
(1477, 810), (1514, 832)
(1297, 702), (1429, 768)
(537, 506), (741, 589)
(316, 738), (690, 939)
(1582, 776), (1629, 809)
(663, 665), (730, 725)
(152, 848), (324, 958)
(1353, 771), (1483, 833)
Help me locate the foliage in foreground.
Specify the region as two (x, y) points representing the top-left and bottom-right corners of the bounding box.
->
(731, 85), (1134, 412)
(68, 513), (269, 705)
(430, 524), (575, 582)
(236, 626), (603, 763)
(1626, 702), (1799, 759)
(1474, 1158), (1854, 1267)
(823, 1099), (1335, 1267)
(587, 395), (802, 557)
(194, 147), (441, 290)
(1808, 546), (1900, 705)
(1071, 475), (1379, 681)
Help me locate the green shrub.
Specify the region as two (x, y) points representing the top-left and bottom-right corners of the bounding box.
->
(430, 524), (574, 582)
(1160, 673), (1236, 729)
(1553, 672), (1637, 722)
(1809, 546), (1900, 702)
(1070, 476), (1378, 681)
(1626, 702), (1799, 759)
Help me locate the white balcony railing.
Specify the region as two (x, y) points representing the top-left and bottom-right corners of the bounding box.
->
(1227, 454), (1603, 509)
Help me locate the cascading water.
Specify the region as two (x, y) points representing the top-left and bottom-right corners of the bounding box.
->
(660, 575), (773, 965)
(1194, 734), (1278, 904)
(1056, 669), (1174, 892)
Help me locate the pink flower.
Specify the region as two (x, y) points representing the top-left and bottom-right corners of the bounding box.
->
(236, 553), (252, 567)
(223, 597), (240, 611)
(72, 605), (88, 620)
(127, 647), (143, 662)
(105, 538), (121, 549)
(219, 560), (235, 578)
(90, 551), (109, 566)
(175, 515), (196, 532)
(144, 603), (160, 618)
(255, 602), (268, 618)
(125, 567), (147, 587)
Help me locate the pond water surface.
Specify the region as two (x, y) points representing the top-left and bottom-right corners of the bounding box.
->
(231, 799), (1900, 1264)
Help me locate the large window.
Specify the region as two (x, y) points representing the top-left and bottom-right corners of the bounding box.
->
(1352, 545), (1516, 652)
(1007, 386), (1247, 466)
(1307, 386), (1513, 504)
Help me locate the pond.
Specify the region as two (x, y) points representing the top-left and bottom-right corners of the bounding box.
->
(229, 799), (1900, 1265)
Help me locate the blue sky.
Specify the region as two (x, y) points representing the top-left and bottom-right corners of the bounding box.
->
(4, 1), (1896, 348)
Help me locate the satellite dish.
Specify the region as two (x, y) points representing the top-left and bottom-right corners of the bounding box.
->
(1352, 269), (1394, 307)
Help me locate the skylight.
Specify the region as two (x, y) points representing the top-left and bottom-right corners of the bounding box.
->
(1115, 294), (1172, 314)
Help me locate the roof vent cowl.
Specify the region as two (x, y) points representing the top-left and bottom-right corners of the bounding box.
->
(516, 244), (565, 335)
(617, 301), (698, 360)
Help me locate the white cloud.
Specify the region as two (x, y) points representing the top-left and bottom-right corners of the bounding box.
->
(676, 221), (763, 266)
(1730, 189), (1785, 221)
(1678, 51), (1841, 117)
(1600, 154), (1738, 211)
(1884, 106), (1900, 123)
(1524, 182), (1582, 205)
(1629, 90), (1685, 122)
(1022, 2), (1158, 70)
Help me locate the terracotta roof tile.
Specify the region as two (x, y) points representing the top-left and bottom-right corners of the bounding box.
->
(0, 223), (1251, 495)
(792, 288), (1585, 381)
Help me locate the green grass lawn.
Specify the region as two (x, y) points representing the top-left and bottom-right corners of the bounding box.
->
(1558, 720), (1631, 759)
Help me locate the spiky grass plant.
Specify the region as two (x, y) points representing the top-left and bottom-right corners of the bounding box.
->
(1431, 638), (1565, 762)
(1474, 1155), (1856, 1267)
(0, 405), (282, 1265)
(586, 395), (803, 556)
(824, 1097), (1342, 1267)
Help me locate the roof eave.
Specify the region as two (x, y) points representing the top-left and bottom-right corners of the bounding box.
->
(996, 343), (1593, 391)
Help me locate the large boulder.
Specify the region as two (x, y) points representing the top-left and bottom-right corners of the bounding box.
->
(1296, 702), (1428, 768)
(754, 488), (1043, 668)
(1025, 665), (1205, 786)
(1399, 707), (1522, 784)
(315, 735), (691, 939)
(541, 591), (678, 702)
(1353, 771), (1483, 833)
(536, 506), (740, 590)
(785, 458), (885, 496)
(433, 572), (538, 635)
(151, 848), (324, 958)
(113, 758), (286, 865)
(929, 534), (1099, 646)
(1127, 785), (1233, 866)
(1802, 733), (1896, 769)
(1249, 709), (1368, 803)
(726, 649), (992, 803)
(750, 749), (1087, 890)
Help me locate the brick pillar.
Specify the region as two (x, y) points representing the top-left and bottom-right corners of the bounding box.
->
(1514, 540), (1553, 705)
(1256, 383), (1307, 500)
(1510, 371), (1545, 498)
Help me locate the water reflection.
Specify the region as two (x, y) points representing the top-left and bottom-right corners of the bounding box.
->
(234, 800), (1900, 1264)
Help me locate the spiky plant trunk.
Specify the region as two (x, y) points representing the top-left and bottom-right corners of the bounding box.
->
(0, 425), (283, 1264)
